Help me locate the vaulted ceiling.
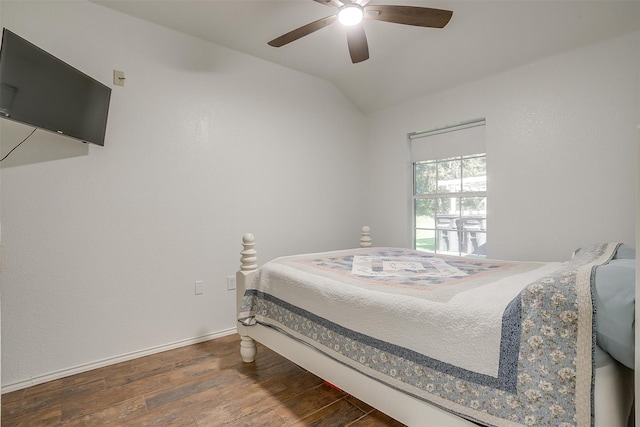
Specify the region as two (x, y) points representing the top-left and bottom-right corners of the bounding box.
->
(91, 0), (640, 114)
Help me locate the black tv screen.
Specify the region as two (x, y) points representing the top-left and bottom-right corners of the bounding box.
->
(0, 28), (111, 146)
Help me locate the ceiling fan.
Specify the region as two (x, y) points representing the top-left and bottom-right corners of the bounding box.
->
(268, 0), (453, 64)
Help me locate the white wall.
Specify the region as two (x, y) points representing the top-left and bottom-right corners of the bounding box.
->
(364, 31), (640, 262)
(0, 0), (365, 389)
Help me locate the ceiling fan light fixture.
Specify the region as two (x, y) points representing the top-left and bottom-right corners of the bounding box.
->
(268, 2), (453, 64)
(338, 5), (364, 26)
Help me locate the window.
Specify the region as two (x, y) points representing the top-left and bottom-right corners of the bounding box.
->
(410, 120), (486, 257)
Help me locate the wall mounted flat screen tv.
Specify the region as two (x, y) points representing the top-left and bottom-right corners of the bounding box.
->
(0, 28), (111, 146)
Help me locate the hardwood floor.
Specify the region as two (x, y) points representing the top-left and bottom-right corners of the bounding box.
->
(1, 334), (406, 426)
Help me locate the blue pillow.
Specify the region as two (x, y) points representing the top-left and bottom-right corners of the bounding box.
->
(614, 244), (636, 260)
(595, 254), (635, 369)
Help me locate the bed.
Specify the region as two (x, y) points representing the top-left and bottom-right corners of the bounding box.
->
(235, 227), (634, 426)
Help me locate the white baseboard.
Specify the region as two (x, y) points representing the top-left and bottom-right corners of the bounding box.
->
(1, 328), (237, 394)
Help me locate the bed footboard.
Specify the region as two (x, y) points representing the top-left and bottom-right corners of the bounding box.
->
(236, 226), (372, 363)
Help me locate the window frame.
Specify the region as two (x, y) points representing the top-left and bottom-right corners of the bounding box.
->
(407, 119), (487, 257)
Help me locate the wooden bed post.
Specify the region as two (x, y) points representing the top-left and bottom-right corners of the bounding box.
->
(236, 227), (370, 363)
(237, 233), (257, 363)
(360, 225), (372, 247)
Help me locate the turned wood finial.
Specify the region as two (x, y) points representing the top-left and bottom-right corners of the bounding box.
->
(240, 233), (257, 271)
(360, 225), (372, 248)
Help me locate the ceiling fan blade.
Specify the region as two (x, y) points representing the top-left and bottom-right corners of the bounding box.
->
(268, 15), (338, 47)
(356, 0), (371, 5)
(365, 5), (453, 28)
(346, 25), (369, 63)
(313, 0), (343, 7)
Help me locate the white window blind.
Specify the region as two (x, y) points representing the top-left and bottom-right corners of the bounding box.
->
(410, 119), (486, 161)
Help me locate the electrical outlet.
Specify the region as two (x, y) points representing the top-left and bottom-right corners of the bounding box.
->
(226, 276), (236, 290)
(195, 281), (204, 295)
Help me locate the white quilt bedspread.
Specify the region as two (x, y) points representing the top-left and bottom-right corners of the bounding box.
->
(250, 250), (558, 377)
(239, 244), (620, 426)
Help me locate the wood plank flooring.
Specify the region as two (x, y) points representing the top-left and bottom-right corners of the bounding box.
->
(1, 334), (406, 426)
